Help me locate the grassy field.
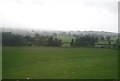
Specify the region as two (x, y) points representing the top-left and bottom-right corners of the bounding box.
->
(96, 41), (115, 44)
(2, 47), (118, 79)
(57, 36), (76, 42)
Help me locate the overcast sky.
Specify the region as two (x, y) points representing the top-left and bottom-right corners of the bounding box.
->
(0, 0), (119, 32)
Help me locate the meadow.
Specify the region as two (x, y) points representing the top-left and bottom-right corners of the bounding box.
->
(2, 47), (118, 79)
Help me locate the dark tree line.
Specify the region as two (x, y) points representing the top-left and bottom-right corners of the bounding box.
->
(2, 32), (26, 46)
(70, 35), (99, 47)
(2, 32), (62, 46)
(2, 32), (120, 49)
(70, 35), (120, 49)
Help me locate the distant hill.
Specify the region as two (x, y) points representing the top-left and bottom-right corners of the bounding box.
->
(1, 27), (118, 37)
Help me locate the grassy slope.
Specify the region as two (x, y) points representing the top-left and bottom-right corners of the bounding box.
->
(2, 47), (118, 79)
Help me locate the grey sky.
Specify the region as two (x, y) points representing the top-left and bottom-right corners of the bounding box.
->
(0, 0), (119, 32)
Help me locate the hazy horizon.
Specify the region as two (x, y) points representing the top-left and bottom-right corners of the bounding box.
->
(0, 0), (119, 33)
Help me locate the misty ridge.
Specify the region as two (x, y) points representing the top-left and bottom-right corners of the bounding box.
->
(1, 27), (118, 37)
(1, 27), (119, 48)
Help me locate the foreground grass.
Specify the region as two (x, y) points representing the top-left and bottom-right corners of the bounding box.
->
(2, 47), (118, 79)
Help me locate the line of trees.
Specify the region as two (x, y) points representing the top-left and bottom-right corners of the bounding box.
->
(70, 35), (98, 47)
(2, 32), (62, 46)
(2, 32), (120, 49)
(70, 35), (120, 49)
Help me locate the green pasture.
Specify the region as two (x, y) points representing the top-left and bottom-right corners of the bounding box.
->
(96, 41), (115, 44)
(2, 47), (118, 79)
(57, 36), (76, 42)
(57, 36), (75, 47)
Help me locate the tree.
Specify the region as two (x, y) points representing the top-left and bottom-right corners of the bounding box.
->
(73, 35), (98, 47)
(70, 39), (74, 47)
(108, 40), (111, 48)
(47, 36), (62, 46)
(2, 32), (26, 46)
(47, 36), (54, 46)
(99, 36), (105, 41)
(106, 36), (111, 41)
(24, 36), (34, 46)
(106, 36), (111, 48)
(2, 32), (62, 47)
